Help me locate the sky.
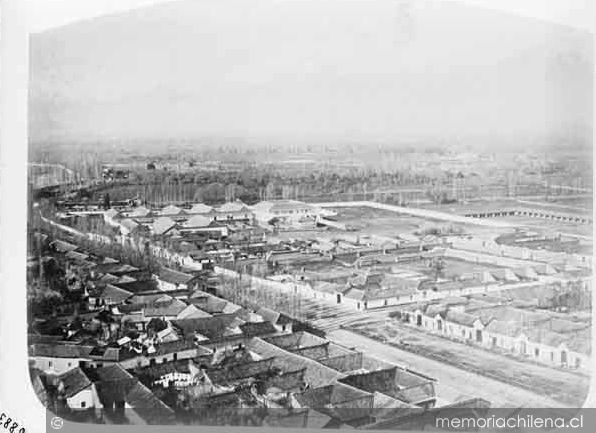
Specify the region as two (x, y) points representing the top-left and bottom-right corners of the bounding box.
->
(25, 0), (596, 33)
(26, 0), (594, 143)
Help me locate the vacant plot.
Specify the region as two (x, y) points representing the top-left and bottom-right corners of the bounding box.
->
(398, 257), (505, 279)
(494, 216), (593, 237)
(331, 206), (440, 237)
(496, 232), (593, 255)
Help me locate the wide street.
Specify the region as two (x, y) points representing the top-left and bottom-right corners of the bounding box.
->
(328, 329), (578, 409)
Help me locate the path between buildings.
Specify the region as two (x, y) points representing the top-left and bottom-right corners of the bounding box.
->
(327, 329), (574, 409)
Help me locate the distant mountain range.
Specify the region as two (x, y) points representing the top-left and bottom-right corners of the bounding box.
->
(29, 0), (593, 144)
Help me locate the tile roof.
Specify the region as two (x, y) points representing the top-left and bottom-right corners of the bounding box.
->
(445, 310), (480, 327)
(239, 321), (279, 338)
(171, 314), (240, 341)
(144, 298), (188, 317)
(484, 320), (522, 338)
(245, 338), (341, 388)
(30, 343), (93, 358)
(158, 267), (195, 285)
(105, 209), (122, 219)
(218, 200), (249, 213)
(51, 240), (79, 253)
(339, 367), (435, 405)
(189, 203), (214, 214)
(128, 206), (152, 218)
(152, 217), (177, 235)
(160, 205), (185, 216)
(176, 304), (213, 320)
(119, 218), (140, 232)
(92, 263), (139, 276)
(65, 250), (90, 262)
(57, 367), (93, 398)
(100, 284), (134, 304)
(124, 381), (176, 423)
(255, 307), (293, 325)
(184, 215), (212, 228)
(152, 340), (197, 356)
(114, 279), (159, 293)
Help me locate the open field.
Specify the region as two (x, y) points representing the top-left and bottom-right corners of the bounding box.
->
(495, 216), (593, 237)
(496, 232), (593, 255)
(396, 257), (506, 279)
(331, 206), (444, 237)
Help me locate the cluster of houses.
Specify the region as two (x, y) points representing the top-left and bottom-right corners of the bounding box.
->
(103, 199), (333, 239)
(30, 235), (488, 427)
(396, 291), (591, 371)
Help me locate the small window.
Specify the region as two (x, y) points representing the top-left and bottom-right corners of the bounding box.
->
(48, 361), (53, 367)
(534, 348), (540, 357)
(81, 401), (86, 408)
(67, 362), (72, 367)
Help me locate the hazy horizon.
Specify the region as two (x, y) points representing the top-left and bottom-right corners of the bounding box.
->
(29, 0), (594, 145)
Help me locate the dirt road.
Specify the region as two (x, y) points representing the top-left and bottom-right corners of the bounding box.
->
(328, 329), (578, 409)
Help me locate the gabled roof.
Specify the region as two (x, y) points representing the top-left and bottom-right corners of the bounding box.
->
(92, 262), (139, 276)
(184, 215), (212, 228)
(158, 267), (195, 285)
(65, 250), (90, 262)
(51, 240), (79, 253)
(104, 208), (122, 219)
(100, 284), (134, 304)
(312, 281), (344, 294)
(239, 321), (278, 337)
(484, 320), (523, 338)
(152, 340), (196, 356)
(344, 288), (366, 301)
(189, 203), (213, 214)
(120, 218), (140, 232)
(171, 314), (240, 341)
(176, 304), (213, 320)
(124, 381), (176, 423)
(160, 205), (185, 216)
(128, 206), (152, 218)
(218, 200), (250, 213)
(144, 298), (188, 317)
(30, 343), (93, 359)
(252, 200), (315, 214)
(256, 307), (293, 325)
(338, 367), (435, 405)
(114, 279), (159, 293)
(445, 309), (480, 327)
(58, 367), (93, 398)
(152, 217), (177, 236)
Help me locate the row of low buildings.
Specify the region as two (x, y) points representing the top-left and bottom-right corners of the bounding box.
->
(395, 293), (591, 371)
(253, 250), (586, 312)
(103, 199), (334, 237)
